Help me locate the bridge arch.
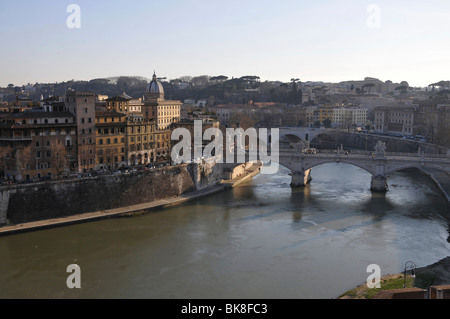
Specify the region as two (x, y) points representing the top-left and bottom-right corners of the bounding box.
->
(303, 159), (374, 176)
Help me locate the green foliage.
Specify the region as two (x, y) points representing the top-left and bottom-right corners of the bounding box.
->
(339, 272), (436, 299)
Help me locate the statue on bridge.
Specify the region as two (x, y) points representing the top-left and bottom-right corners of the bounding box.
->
(294, 140), (310, 152)
(374, 141), (386, 159)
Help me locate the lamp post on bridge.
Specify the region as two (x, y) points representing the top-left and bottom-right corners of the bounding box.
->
(403, 261), (416, 288)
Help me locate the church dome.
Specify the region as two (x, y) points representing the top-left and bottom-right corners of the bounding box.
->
(146, 73), (164, 96)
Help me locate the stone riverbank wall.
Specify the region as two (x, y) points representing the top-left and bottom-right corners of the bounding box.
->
(0, 161), (224, 226)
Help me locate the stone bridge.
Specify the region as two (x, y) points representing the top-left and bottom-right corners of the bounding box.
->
(274, 141), (450, 193)
(275, 127), (335, 142)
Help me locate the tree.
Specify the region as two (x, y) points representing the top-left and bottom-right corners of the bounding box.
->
(191, 75), (210, 88)
(50, 139), (69, 178)
(230, 113), (255, 131)
(210, 76), (228, 82)
(323, 119), (332, 128)
(16, 145), (32, 180)
(291, 78), (300, 91)
(362, 83), (376, 94)
(434, 126), (450, 148)
(0, 145), (12, 178)
(178, 76), (193, 83)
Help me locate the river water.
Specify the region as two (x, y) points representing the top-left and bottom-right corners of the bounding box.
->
(0, 163), (449, 299)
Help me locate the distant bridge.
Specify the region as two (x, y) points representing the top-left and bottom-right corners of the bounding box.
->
(213, 127), (450, 197)
(271, 140), (450, 196)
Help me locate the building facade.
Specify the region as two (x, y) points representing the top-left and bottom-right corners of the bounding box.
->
(374, 105), (417, 136)
(64, 91), (97, 172)
(0, 111), (77, 181)
(142, 73), (181, 130)
(95, 111), (127, 170)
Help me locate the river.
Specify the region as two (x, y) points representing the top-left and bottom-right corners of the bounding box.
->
(0, 163), (449, 299)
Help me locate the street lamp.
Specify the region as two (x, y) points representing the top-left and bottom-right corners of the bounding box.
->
(403, 261), (416, 288)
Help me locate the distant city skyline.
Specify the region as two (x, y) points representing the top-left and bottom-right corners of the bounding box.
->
(1, 0), (450, 88)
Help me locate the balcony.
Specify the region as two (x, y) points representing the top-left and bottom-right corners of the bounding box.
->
(0, 136), (32, 142)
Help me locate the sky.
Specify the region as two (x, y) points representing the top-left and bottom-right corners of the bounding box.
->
(1, 0), (450, 88)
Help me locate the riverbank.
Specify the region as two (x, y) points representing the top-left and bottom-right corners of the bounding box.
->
(0, 162), (262, 237)
(338, 257), (450, 299)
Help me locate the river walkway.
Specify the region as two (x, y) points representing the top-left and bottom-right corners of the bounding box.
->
(0, 163), (262, 236)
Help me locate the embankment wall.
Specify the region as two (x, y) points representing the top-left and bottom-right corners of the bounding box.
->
(0, 161), (223, 225)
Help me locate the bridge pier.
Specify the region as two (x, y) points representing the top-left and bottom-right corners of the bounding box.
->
(371, 175), (388, 193)
(290, 169), (312, 188)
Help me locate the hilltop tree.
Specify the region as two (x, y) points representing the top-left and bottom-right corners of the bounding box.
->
(429, 81), (450, 90)
(191, 75), (210, 87)
(362, 83), (376, 94)
(291, 78), (300, 91)
(210, 76), (228, 82)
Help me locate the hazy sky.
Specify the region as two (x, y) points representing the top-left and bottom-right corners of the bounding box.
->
(1, 0), (449, 87)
